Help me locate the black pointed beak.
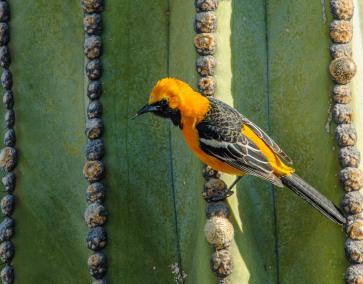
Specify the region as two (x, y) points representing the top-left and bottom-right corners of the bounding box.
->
(131, 104), (160, 119)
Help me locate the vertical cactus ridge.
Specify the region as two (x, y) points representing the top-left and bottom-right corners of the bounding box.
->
(0, 1), (361, 283)
(326, 0), (363, 282)
(81, 0), (109, 282)
(194, 1), (236, 283)
(0, 1), (15, 283)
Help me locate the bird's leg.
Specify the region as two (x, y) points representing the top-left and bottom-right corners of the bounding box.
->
(203, 176), (243, 202)
(228, 176), (243, 192)
(221, 175), (243, 199)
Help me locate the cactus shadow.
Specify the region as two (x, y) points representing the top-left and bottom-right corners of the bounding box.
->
(228, 178), (278, 284)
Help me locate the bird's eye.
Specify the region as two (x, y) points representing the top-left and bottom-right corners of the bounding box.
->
(160, 99), (169, 108)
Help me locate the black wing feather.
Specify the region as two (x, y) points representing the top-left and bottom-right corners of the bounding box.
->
(242, 118), (293, 164)
(197, 97), (284, 187)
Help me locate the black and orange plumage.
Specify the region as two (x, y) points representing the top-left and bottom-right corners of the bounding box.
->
(136, 78), (346, 225)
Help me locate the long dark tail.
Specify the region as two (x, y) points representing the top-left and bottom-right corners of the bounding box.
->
(280, 173), (346, 225)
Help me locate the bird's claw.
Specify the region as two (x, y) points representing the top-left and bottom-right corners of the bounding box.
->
(203, 189), (234, 202)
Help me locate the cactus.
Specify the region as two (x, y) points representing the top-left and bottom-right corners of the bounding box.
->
(1, 0), (361, 283)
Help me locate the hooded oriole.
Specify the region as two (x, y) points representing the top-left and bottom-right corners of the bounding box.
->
(136, 78), (346, 225)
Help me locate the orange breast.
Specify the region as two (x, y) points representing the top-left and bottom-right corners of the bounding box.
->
(181, 117), (246, 176)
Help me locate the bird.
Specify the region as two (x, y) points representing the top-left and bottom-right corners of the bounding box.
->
(135, 77), (346, 225)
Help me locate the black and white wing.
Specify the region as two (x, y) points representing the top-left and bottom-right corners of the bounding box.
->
(241, 117), (292, 164)
(197, 98), (284, 187)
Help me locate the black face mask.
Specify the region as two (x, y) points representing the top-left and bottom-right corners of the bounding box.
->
(136, 100), (183, 129)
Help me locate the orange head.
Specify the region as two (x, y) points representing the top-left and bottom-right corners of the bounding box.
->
(135, 78), (210, 127)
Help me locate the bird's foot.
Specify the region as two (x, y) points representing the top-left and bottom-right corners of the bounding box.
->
(202, 178), (235, 202)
